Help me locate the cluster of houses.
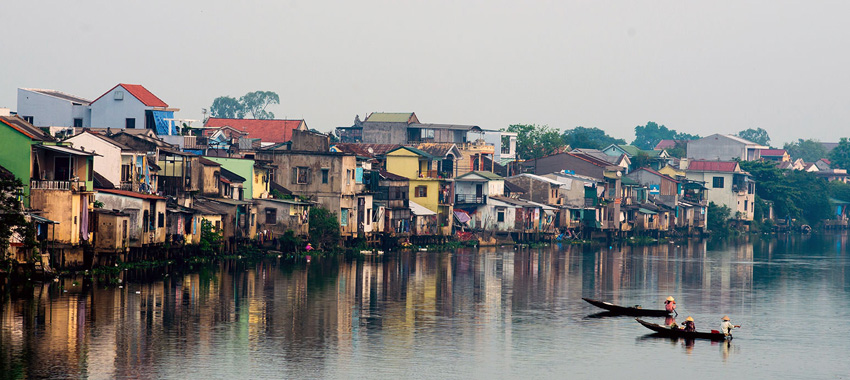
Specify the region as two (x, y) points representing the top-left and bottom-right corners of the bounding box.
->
(2, 84), (848, 270)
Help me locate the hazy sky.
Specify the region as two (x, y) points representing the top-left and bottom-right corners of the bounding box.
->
(4, 0), (849, 145)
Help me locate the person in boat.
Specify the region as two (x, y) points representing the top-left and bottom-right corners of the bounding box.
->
(683, 316), (696, 332)
(664, 296), (677, 315)
(720, 315), (740, 336)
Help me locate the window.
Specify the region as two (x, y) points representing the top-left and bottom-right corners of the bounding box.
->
(22, 116), (34, 124)
(415, 185), (427, 197)
(121, 164), (132, 182)
(126, 118), (135, 129)
(341, 209), (349, 226)
(250, 213), (255, 227)
(366, 208), (371, 225)
(322, 168), (329, 184)
(346, 169), (352, 185)
(421, 129), (435, 139)
(712, 176), (724, 188)
(158, 212), (164, 228)
(143, 210), (150, 232)
(215, 221), (221, 231)
(73, 118), (83, 128)
(265, 208), (277, 224)
(744, 199), (748, 211)
(291, 167), (311, 185)
(497, 208), (505, 223)
(501, 135), (511, 154)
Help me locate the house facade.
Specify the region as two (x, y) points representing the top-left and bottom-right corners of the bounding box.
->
(16, 88), (91, 128)
(90, 84), (179, 135)
(687, 134), (768, 161)
(686, 160), (755, 221)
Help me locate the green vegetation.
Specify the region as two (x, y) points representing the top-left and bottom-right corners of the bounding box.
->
(199, 219), (223, 256)
(784, 139), (827, 163)
(210, 90), (279, 119)
(828, 137), (850, 169)
(0, 175), (35, 271)
(561, 126), (625, 150)
(505, 124), (564, 160)
(738, 160), (832, 225)
(708, 201), (732, 236)
(308, 207), (340, 250)
(631, 121), (699, 150)
(737, 128), (771, 146)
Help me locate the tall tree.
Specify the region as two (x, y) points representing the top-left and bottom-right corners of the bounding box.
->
(0, 174), (35, 265)
(828, 137), (850, 169)
(784, 139), (827, 163)
(561, 126), (625, 150)
(505, 124), (564, 160)
(210, 96), (242, 119)
(737, 128), (770, 146)
(240, 91), (279, 119)
(209, 91), (280, 120)
(632, 121), (699, 150)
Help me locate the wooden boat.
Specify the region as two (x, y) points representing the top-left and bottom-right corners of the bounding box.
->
(582, 298), (671, 317)
(635, 318), (730, 341)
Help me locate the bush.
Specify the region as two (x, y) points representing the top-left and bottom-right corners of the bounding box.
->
(199, 219), (223, 255)
(308, 207), (340, 250)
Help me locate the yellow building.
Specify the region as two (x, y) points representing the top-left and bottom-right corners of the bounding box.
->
(385, 147), (454, 235)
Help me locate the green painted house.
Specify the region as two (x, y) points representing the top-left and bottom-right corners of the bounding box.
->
(204, 156), (257, 200)
(0, 116), (55, 206)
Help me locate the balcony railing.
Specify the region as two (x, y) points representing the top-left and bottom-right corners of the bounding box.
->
(30, 180), (86, 191)
(455, 194), (486, 205)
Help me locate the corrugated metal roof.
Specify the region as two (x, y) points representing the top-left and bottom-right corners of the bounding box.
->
(36, 144), (98, 156)
(364, 112), (417, 123)
(25, 88), (91, 105)
(97, 188), (166, 200)
(409, 201), (437, 216)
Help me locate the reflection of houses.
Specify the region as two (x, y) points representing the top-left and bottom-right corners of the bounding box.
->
(686, 160), (755, 222)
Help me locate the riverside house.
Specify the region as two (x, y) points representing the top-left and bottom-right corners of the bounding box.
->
(686, 160), (755, 222)
(384, 146), (454, 236)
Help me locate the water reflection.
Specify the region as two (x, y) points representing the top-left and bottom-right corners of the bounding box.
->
(3, 234), (850, 379)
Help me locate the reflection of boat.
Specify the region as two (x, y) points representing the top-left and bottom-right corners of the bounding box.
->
(582, 298), (670, 317)
(636, 318), (730, 341)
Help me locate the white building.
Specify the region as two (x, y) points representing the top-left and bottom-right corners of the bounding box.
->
(687, 134), (768, 161)
(685, 160), (755, 221)
(63, 131), (146, 189)
(471, 129), (517, 164)
(90, 84), (179, 134)
(16, 88), (92, 128)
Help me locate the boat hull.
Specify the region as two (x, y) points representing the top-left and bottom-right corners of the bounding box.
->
(582, 298), (671, 317)
(635, 318), (730, 341)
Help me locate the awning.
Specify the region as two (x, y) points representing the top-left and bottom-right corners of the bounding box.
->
(36, 144), (99, 157)
(638, 208), (657, 215)
(30, 214), (58, 224)
(453, 210), (471, 224)
(409, 201), (437, 216)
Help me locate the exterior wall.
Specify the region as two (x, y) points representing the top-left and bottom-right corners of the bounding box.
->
(64, 133), (123, 185)
(16, 89), (90, 128)
(194, 214), (223, 244)
(255, 199), (310, 237)
(685, 171), (754, 221)
(361, 122), (408, 144)
(409, 179), (441, 213)
(386, 150), (421, 179)
(0, 128), (34, 205)
(627, 170), (678, 196)
(506, 177), (557, 205)
(90, 86), (148, 129)
(355, 195), (374, 235)
(253, 166), (270, 198)
(94, 213), (129, 251)
(206, 157), (255, 199)
(30, 190), (85, 245)
(256, 151), (357, 236)
(469, 201), (518, 232)
(687, 135), (747, 161)
(200, 164), (220, 196)
(94, 193), (167, 246)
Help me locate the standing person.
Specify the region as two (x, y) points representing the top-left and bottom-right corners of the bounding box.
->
(720, 316), (740, 336)
(664, 296), (677, 315)
(683, 316), (696, 332)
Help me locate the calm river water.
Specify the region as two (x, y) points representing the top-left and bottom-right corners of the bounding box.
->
(3, 234), (850, 379)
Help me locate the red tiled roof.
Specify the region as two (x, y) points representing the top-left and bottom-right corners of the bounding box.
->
(687, 160), (739, 172)
(204, 118), (305, 144)
(759, 149), (787, 156)
(91, 84), (169, 108)
(654, 139), (686, 150)
(97, 188), (166, 200)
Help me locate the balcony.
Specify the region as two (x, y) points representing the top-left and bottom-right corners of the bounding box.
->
(31, 180), (87, 192)
(455, 194), (487, 205)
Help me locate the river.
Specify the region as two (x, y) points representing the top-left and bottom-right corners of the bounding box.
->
(2, 233), (850, 379)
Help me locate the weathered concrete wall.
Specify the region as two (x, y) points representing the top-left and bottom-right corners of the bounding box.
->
(361, 122), (408, 144)
(30, 189), (82, 245)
